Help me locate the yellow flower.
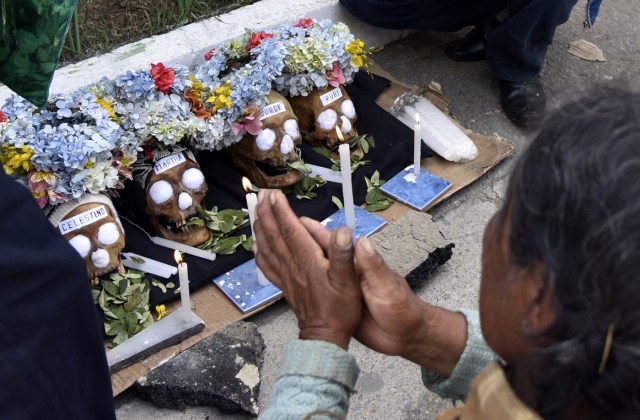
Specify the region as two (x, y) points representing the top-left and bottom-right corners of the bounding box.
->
(85, 159), (95, 169)
(206, 82), (233, 112)
(0, 145), (34, 175)
(95, 98), (120, 123)
(345, 39), (365, 55)
(30, 171), (56, 184)
(155, 304), (167, 320)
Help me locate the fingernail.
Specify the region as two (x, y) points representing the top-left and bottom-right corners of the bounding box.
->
(258, 189), (266, 204)
(270, 190), (277, 205)
(359, 236), (375, 255)
(336, 227), (352, 248)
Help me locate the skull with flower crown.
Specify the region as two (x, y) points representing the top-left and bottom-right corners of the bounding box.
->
(287, 85), (358, 149)
(145, 150), (210, 245)
(49, 194), (126, 282)
(228, 91), (306, 188)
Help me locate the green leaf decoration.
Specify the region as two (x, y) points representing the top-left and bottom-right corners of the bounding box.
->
(362, 170), (393, 212)
(286, 160), (312, 175)
(332, 196), (343, 209)
(194, 206), (251, 254)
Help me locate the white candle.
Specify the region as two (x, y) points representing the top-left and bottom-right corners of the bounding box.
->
(242, 178), (271, 286)
(174, 250), (190, 309)
(122, 252), (177, 278)
(414, 112), (421, 176)
(336, 127), (355, 230)
(150, 236), (216, 261)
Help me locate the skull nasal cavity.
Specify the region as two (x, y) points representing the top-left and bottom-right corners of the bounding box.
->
(98, 222), (120, 246)
(341, 116), (352, 134)
(179, 192), (193, 210)
(317, 109), (338, 130)
(92, 248), (110, 268)
(256, 128), (276, 151)
(69, 235), (91, 257)
(182, 168), (205, 190)
(280, 135), (294, 154)
(149, 180), (173, 204)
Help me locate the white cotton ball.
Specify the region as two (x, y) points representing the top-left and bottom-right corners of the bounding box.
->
(92, 248), (110, 268)
(341, 116), (352, 134)
(280, 135), (294, 154)
(182, 168), (205, 190)
(68, 235), (91, 258)
(149, 180), (173, 204)
(255, 128), (276, 151)
(341, 100), (356, 119)
(178, 192), (193, 210)
(97, 222), (120, 246)
(317, 109), (337, 130)
(283, 119), (299, 138)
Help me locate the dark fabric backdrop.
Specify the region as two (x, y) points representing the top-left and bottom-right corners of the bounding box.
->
(114, 73), (432, 306)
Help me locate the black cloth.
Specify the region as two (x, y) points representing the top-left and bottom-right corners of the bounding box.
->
(339, 0), (578, 81)
(115, 73), (432, 306)
(0, 170), (116, 420)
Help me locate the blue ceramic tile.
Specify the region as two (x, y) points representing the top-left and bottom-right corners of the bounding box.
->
(322, 206), (388, 240)
(380, 166), (453, 211)
(213, 259), (282, 313)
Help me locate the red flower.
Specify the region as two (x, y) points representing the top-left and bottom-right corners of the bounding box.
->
(294, 18), (314, 29)
(150, 63), (175, 94)
(0, 111), (6, 123)
(204, 48), (216, 61)
(247, 32), (274, 51)
(143, 146), (155, 160)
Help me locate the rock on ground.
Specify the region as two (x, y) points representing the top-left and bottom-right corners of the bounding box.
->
(135, 321), (265, 417)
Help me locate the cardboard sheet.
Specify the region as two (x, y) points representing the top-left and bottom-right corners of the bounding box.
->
(109, 65), (513, 396)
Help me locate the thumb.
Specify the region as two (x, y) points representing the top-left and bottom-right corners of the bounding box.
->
(355, 236), (407, 296)
(327, 227), (356, 290)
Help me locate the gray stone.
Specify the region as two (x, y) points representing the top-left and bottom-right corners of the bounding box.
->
(134, 321), (265, 417)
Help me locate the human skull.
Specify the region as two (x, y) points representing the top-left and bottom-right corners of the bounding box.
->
(53, 196), (126, 281)
(287, 85), (358, 149)
(145, 151), (210, 246)
(228, 91), (305, 188)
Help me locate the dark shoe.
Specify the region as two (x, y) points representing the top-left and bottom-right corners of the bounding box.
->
(446, 28), (486, 62)
(500, 78), (546, 128)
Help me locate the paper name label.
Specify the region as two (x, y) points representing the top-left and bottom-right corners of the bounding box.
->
(320, 88), (343, 107)
(260, 102), (287, 121)
(59, 205), (109, 235)
(154, 153), (186, 175)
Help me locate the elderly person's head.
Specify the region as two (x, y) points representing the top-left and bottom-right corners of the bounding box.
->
(479, 87), (640, 418)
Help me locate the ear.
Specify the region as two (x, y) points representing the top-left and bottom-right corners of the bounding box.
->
(520, 262), (557, 336)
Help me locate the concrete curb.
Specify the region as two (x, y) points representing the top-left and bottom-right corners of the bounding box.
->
(0, 0), (413, 104)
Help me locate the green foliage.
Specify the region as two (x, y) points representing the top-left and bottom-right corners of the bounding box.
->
(193, 206), (251, 254)
(93, 269), (173, 348)
(283, 175), (327, 200)
(312, 134), (375, 173)
(363, 170), (393, 212)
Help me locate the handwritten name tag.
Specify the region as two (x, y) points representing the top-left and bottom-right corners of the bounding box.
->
(154, 152), (186, 175)
(260, 102), (287, 121)
(320, 88), (343, 107)
(59, 205), (109, 235)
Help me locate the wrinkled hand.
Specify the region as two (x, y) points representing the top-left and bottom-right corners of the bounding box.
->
(253, 189), (361, 350)
(352, 236), (467, 376)
(350, 236), (426, 357)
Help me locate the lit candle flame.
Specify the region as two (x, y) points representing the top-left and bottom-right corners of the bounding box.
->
(415, 112), (420, 125)
(242, 177), (253, 192)
(335, 126), (345, 142)
(174, 250), (183, 264)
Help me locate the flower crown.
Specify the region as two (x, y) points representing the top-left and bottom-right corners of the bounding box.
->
(0, 91), (135, 209)
(187, 18), (375, 150)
